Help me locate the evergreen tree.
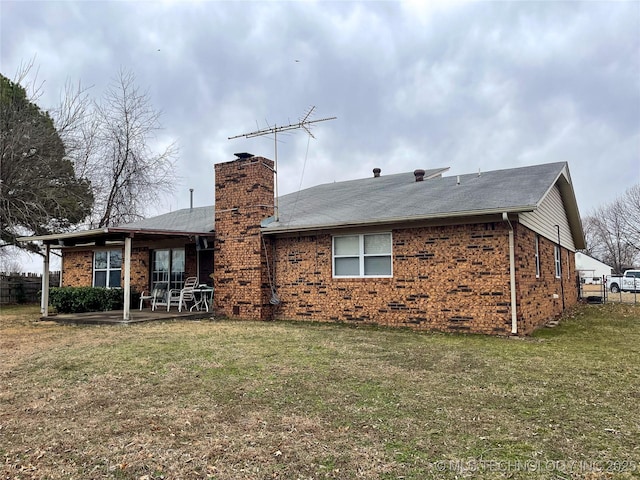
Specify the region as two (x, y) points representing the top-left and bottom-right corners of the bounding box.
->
(0, 74), (93, 254)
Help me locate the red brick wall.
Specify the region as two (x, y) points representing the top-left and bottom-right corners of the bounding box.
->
(515, 224), (578, 334)
(214, 157), (275, 320)
(130, 247), (150, 294)
(61, 247), (150, 294)
(270, 221), (577, 335)
(61, 250), (93, 287)
(271, 223), (513, 334)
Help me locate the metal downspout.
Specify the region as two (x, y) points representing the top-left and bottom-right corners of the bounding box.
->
(502, 213), (518, 335)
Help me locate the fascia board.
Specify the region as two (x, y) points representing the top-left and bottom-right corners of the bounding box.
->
(262, 206), (536, 235)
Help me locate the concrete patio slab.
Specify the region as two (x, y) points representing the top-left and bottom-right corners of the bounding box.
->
(40, 309), (214, 325)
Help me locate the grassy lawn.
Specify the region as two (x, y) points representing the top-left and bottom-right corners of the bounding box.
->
(1, 304), (639, 479)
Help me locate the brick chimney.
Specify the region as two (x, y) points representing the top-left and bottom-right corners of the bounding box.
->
(214, 155), (275, 320)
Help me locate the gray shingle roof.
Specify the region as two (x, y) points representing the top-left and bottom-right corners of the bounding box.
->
(264, 162), (570, 232)
(21, 161), (578, 245)
(115, 205), (214, 234)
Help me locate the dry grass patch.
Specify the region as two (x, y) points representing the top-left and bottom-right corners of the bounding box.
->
(1, 304), (639, 479)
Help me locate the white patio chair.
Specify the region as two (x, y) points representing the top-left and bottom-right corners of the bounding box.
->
(167, 277), (198, 312)
(139, 283), (168, 311)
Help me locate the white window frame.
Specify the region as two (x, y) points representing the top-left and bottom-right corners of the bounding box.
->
(332, 233), (393, 278)
(93, 250), (122, 288)
(534, 235), (540, 278)
(554, 245), (562, 279)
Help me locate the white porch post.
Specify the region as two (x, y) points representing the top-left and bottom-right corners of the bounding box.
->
(41, 243), (50, 317)
(123, 236), (132, 321)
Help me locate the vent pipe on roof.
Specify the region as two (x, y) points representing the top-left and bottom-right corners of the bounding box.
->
(190, 188), (194, 210)
(457, 176), (460, 185)
(373, 168), (381, 178)
(414, 169), (425, 182)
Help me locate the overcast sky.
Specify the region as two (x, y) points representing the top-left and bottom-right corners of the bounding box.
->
(2, 0), (639, 269)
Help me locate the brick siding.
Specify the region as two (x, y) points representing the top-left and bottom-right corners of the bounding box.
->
(271, 224), (514, 334)
(515, 224), (578, 334)
(61, 250), (93, 287)
(269, 222), (577, 335)
(62, 247), (150, 294)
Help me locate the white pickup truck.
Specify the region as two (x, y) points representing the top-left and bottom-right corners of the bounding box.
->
(607, 270), (640, 293)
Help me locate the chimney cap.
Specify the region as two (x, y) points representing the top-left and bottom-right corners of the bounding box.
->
(373, 168), (381, 177)
(414, 169), (426, 182)
(234, 152), (254, 159)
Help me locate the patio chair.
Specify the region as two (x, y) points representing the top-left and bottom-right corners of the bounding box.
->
(139, 283), (168, 311)
(167, 276), (198, 312)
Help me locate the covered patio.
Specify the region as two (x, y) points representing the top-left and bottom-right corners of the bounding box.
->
(18, 206), (215, 322)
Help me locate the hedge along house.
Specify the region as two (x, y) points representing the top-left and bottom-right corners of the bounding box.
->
(23, 154), (584, 335)
(19, 206), (215, 320)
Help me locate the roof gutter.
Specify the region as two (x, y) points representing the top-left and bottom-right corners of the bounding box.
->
(18, 228), (111, 243)
(502, 212), (518, 335)
(18, 227), (213, 245)
(262, 205), (537, 235)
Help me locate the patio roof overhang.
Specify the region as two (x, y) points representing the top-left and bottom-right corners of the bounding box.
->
(17, 227), (214, 248)
(18, 226), (215, 324)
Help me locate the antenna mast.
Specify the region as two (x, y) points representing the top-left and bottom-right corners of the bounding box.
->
(229, 106), (336, 221)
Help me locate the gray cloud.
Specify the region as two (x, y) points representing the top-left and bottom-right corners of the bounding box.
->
(2, 0), (638, 219)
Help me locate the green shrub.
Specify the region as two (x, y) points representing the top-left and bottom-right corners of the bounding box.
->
(49, 287), (139, 313)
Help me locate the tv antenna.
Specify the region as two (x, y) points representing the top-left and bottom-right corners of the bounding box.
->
(229, 106), (336, 221)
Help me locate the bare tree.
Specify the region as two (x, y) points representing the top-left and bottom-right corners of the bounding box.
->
(0, 251), (23, 273)
(582, 184), (640, 272)
(14, 64), (178, 230)
(87, 69), (177, 227)
(620, 184), (640, 255)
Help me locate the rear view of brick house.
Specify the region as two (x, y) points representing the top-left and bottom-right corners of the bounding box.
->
(215, 156), (584, 335)
(21, 154), (584, 335)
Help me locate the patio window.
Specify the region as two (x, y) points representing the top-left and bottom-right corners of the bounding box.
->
(333, 233), (392, 278)
(93, 250), (122, 288)
(152, 248), (185, 291)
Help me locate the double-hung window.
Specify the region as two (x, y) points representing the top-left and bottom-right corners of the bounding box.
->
(93, 250), (122, 288)
(554, 245), (562, 278)
(333, 233), (392, 278)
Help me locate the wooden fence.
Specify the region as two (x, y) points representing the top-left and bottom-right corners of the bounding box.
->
(0, 272), (61, 304)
